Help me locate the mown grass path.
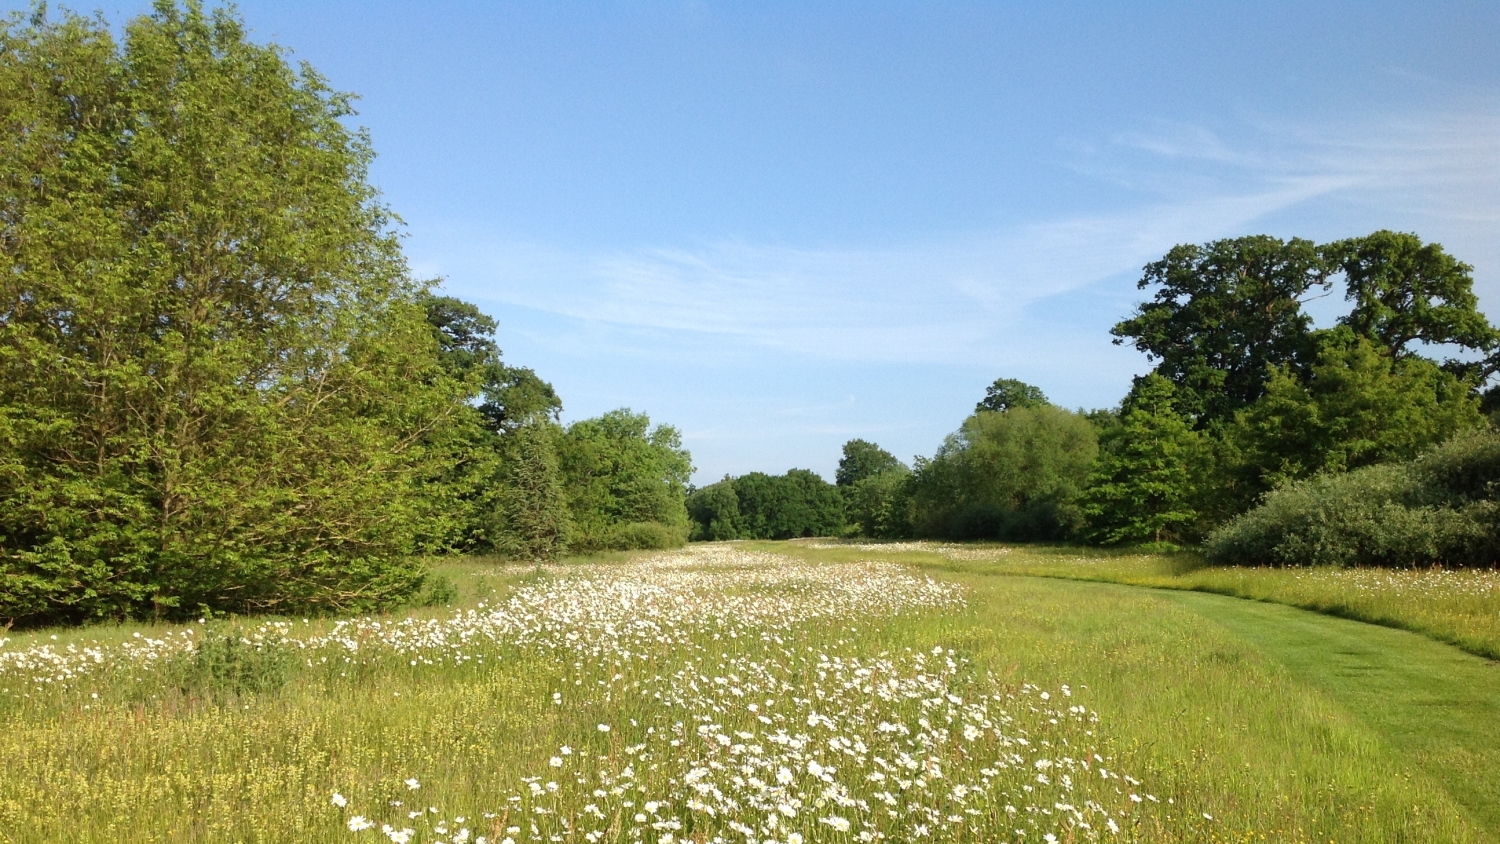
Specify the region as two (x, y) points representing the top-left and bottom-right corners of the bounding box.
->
(1151, 586), (1500, 835)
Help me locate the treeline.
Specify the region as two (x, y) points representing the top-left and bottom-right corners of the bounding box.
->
(690, 233), (1500, 566)
(0, 5), (688, 627)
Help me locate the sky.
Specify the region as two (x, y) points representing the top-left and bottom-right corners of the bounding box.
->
(26, 1), (1500, 482)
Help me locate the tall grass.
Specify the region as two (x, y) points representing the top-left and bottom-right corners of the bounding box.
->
(1, 545), (1492, 842)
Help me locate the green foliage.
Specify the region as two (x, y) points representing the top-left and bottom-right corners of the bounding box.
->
(606, 521), (689, 551)
(1206, 430), (1500, 568)
(171, 626), (292, 700)
(1223, 330), (1483, 505)
(1079, 375), (1206, 545)
(835, 439), (905, 487)
(1327, 230), (1499, 372)
(415, 291), (565, 554)
(422, 295), (501, 375)
(845, 469), (912, 538)
(975, 378), (1049, 414)
(556, 410), (692, 552)
(488, 422), (571, 562)
(413, 573), (459, 608)
(0, 3), (464, 626)
(687, 478), (743, 541)
(907, 406), (1097, 540)
(480, 366), (563, 434)
(729, 470), (846, 539)
(1112, 235), (1327, 426)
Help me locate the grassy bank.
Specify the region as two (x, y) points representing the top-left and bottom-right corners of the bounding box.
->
(3, 544), (1497, 842)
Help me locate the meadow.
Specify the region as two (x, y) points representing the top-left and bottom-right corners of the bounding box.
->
(3, 543), (1499, 843)
(796, 540), (1500, 660)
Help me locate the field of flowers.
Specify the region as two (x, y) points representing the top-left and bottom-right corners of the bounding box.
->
(2, 544), (1491, 842)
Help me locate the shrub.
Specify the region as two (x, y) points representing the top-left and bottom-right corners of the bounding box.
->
(1206, 431), (1500, 568)
(604, 522), (688, 551)
(170, 627), (292, 700)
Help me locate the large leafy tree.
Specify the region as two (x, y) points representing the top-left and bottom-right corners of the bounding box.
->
(0, 3), (463, 625)
(907, 405), (1097, 540)
(1078, 375), (1205, 545)
(686, 478), (742, 541)
(556, 410), (693, 551)
(417, 292), (563, 553)
(1111, 236), (1327, 427)
(488, 421), (570, 562)
(846, 469), (911, 539)
(976, 378), (1049, 414)
(1326, 230), (1499, 376)
(1226, 330), (1482, 500)
(732, 470), (845, 539)
(835, 439), (905, 487)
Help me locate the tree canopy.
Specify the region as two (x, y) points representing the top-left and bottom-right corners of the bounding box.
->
(1078, 375), (1205, 545)
(907, 405), (1097, 540)
(1111, 236), (1326, 427)
(557, 410), (693, 551)
(835, 439), (905, 487)
(0, 3), (473, 625)
(976, 378), (1050, 414)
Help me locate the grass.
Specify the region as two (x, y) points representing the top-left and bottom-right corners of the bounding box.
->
(2, 543), (1498, 842)
(784, 540), (1500, 660)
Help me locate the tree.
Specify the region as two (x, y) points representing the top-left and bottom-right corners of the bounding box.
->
(488, 422), (570, 562)
(907, 405), (1097, 540)
(686, 478), (742, 541)
(1078, 375), (1205, 545)
(1111, 236), (1327, 426)
(556, 410), (693, 551)
(732, 470), (846, 539)
(835, 439), (905, 487)
(479, 366), (562, 433)
(976, 378), (1049, 414)
(1327, 231), (1499, 374)
(0, 3), (460, 625)
(846, 470), (911, 538)
(423, 295), (501, 375)
(1225, 329), (1483, 502)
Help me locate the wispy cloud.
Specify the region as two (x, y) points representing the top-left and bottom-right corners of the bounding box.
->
(433, 106), (1499, 367)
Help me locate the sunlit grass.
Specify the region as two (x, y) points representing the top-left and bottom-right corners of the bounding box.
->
(791, 539), (1500, 660)
(2, 544), (1495, 842)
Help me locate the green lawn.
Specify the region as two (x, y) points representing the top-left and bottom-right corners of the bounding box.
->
(2, 543), (1497, 843)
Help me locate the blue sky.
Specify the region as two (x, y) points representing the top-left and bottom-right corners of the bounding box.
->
(33, 1), (1500, 481)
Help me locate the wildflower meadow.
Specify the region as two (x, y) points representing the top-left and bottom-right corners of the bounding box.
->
(5, 544), (1499, 842)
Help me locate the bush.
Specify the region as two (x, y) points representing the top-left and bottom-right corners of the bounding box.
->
(1206, 431), (1500, 568)
(170, 627), (292, 700)
(604, 522), (688, 551)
